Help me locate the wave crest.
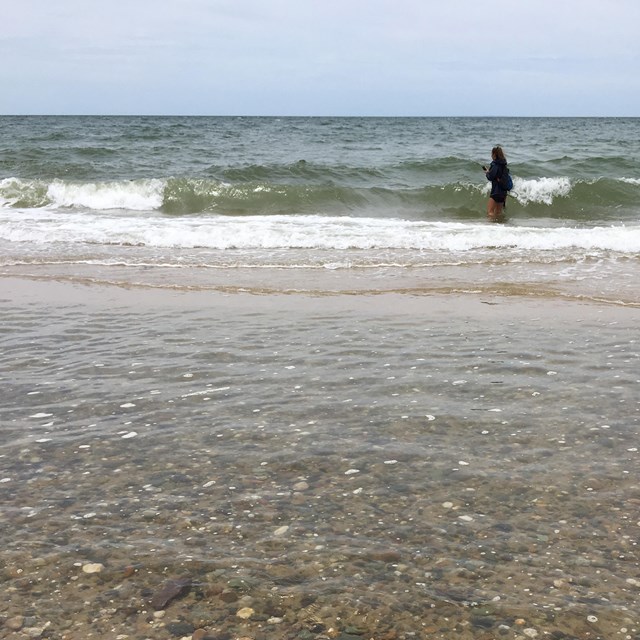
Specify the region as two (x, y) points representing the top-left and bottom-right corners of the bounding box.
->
(0, 177), (165, 211)
(2, 173), (639, 220)
(47, 178), (165, 210)
(510, 177), (572, 205)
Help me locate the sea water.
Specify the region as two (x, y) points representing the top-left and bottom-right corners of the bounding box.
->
(1, 116), (640, 303)
(1, 117), (639, 639)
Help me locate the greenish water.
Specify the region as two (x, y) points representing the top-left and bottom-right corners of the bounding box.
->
(2, 116), (640, 222)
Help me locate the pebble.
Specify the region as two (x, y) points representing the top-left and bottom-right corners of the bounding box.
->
(150, 576), (192, 610)
(219, 589), (239, 603)
(293, 481), (309, 491)
(82, 562), (105, 574)
(471, 616), (494, 629)
(166, 621), (195, 636)
(369, 550), (402, 563)
(273, 525), (289, 536)
(123, 565), (137, 578)
(5, 616), (24, 631)
(236, 607), (255, 619)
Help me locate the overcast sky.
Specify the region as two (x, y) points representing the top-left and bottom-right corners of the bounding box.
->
(3, 0), (639, 116)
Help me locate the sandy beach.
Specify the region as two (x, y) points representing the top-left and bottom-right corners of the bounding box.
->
(2, 276), (639, 640)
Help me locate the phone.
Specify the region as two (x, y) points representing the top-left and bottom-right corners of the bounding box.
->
(482, 165), (487, 171)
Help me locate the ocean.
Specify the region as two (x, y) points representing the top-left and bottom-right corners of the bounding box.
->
(1, 116), (640, 302)
(1, 117), (639, 639)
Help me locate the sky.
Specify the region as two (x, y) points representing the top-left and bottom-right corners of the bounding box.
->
(2, 0), (639, 116)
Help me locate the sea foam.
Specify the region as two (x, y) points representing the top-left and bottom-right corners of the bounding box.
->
(511, 177), (572, 206)
(46, 179), (165, 211)
(2, 210), (640, 256)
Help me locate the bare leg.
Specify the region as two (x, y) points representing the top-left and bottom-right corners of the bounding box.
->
(487, 197), (505, 222)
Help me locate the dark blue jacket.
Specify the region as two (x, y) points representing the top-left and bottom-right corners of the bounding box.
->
(486, 159), (508, 197)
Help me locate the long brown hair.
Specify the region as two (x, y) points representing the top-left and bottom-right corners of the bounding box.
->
(492, 146), (506, 162)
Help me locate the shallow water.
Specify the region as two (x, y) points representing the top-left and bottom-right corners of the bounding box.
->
(1, 283), (639, 639)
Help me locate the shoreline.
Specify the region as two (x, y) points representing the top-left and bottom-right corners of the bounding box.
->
(3, 274), (639, 316)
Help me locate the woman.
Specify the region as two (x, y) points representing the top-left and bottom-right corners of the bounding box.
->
(484, 146), (509, 221)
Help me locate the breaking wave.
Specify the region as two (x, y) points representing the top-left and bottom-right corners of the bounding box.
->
(2, 173), (638, 220)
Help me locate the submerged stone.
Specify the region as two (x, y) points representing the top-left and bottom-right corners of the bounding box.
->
(150, 576), (192, 610)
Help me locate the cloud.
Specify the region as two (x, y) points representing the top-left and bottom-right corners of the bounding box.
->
(2, 0), (639, 115)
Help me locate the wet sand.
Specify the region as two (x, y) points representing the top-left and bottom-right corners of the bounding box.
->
(1, 277), (639, 640)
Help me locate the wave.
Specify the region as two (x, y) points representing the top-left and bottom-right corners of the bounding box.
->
(1, 174), (640, 220)
(0, 177), (165, 211)
(2, 210), (640, 256)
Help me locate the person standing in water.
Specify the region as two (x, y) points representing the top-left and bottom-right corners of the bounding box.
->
(483, 146), (509, 221)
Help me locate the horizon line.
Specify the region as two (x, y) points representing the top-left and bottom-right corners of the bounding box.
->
(1, 113), (638, 119)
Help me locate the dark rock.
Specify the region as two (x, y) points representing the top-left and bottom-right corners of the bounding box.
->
(166, 621), (195, 637)
(150, 576), (192, 610)
(471, 616), (496, 629)
(219, 589), (238, 603)
(253, 613), (270, 622)
(228, 578), (251, 590)
(368, 551), (402, 563)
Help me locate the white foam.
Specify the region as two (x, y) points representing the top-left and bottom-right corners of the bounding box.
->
(2, 210), (640, 255)
(511, 177), (572, 205)
(46, 179), (165, 211)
